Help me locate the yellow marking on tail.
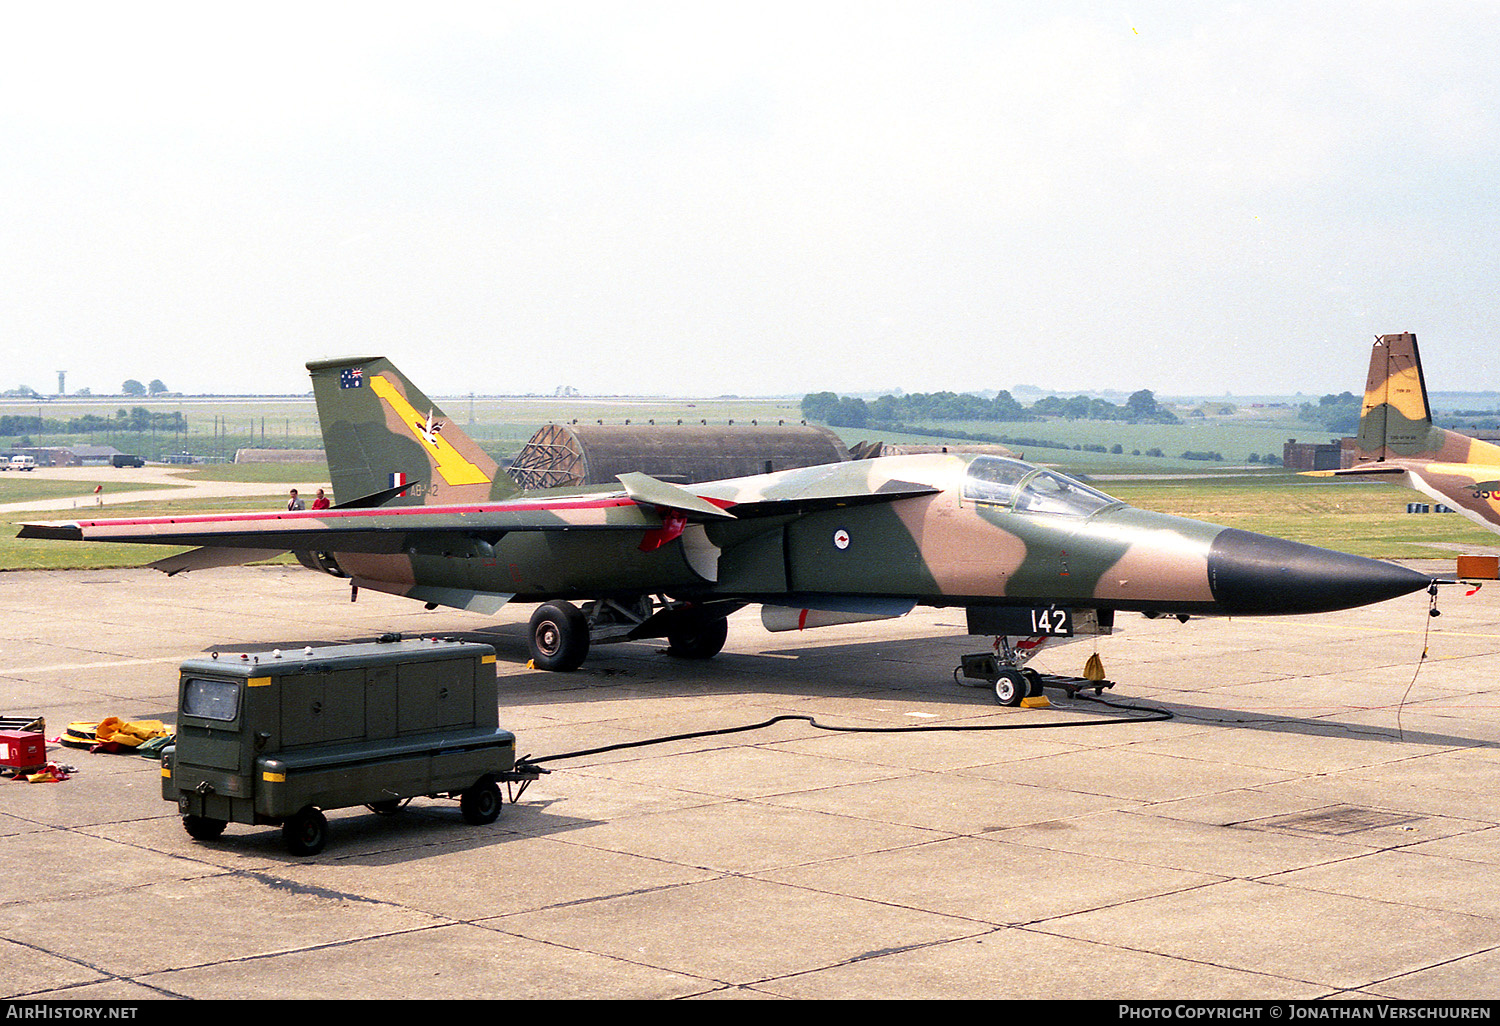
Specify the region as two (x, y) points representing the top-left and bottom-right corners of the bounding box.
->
(1380, 362), (1430, 422)
(369, 374), (491, 486)
(1374, 358), (1428, 423)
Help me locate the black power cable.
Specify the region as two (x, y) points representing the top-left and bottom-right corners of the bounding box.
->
(514, 580), (1452, 776)
(514, 690), (1173, 773)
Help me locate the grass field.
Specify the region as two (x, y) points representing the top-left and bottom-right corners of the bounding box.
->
(179, 461), (329, 483)
(0, 477), (180, 504)
(2, 496), (298, 570)
(1101, 475), (1497, 558)
(0, 464), (322, 570)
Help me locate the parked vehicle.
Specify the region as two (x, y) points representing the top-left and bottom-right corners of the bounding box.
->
(162, 638), (534, 855)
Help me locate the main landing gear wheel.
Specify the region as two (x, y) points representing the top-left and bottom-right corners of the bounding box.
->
(1021, 667), (1044, 698)
(282, 806), (328, 856)
(666, 616), (728, 660)
(460, 777), (502, 825)
(528, 601), (589, 671)
(993, 668), (1028, 707)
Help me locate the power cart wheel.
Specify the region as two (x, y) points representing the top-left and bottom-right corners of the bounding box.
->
(993, 668), (1028, 707)
(460, 778), (502, 825)
(182, 815), (227, 841)
(283, 806), (328, 856)
(528, 601), (589, 671)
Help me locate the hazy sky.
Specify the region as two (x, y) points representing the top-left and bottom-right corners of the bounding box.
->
(4, 2), (1499, 399)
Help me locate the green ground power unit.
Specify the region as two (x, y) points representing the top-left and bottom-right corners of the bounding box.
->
(162, 638), (528, 855)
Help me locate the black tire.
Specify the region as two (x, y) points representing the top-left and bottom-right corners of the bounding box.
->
(528, 601), (589, 671)
(182, 815), (227, 841)
(666, 616), (728, 660)
(460, 778), (502, 825)
(368, 799), (402, 815)
(993, 669), (1027, 706)
(282, 806), (328, 856)
(1021, 667), (1044, 698)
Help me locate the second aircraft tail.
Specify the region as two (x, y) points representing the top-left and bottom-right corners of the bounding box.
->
(1356, 333), (1450, 461)
(1354, 332), (1500, 466)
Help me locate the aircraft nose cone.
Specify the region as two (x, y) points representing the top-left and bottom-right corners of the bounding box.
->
(1207, 528), (1432, 615)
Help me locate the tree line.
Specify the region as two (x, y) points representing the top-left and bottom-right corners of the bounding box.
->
(1298, 392), (1361, 435)
(801, 388), (1180, 428)
(0, 408), (187, 436)
(1, 379), (171, 398)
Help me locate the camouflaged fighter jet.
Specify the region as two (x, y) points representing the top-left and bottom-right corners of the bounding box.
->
(18, 357), (1433, 702)
(1319, 332), (1500, 536)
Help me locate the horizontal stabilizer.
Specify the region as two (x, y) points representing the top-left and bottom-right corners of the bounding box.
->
(1302, 464), (1407, 478)
(333, 479), (422, 509)
(149, 547), (290, 576)
(352, 578), (514, 615)
(15, 523), (82, 541)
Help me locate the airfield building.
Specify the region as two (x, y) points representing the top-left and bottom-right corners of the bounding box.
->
(507, 422), (850, 489)
(1283, 438), (1343, 471)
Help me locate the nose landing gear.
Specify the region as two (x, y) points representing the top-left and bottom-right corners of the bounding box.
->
(956, 635), (1113, 706)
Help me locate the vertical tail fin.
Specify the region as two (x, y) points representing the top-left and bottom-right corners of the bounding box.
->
(1356, 333), (1443, 460)
(306, 356), (520, 506)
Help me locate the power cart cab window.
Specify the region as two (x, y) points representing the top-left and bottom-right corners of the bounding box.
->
(182, 677), (241, 722)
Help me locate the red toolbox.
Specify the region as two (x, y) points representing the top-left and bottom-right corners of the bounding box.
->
(0, 730), (46, 771)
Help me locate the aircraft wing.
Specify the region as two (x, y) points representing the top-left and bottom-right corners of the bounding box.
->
(695, 463), (942, 516)
(17, 493), (676, 550)
(16, 471), (939, 555)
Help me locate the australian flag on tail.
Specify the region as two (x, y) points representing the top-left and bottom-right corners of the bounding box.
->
(340, 367), (364, 389)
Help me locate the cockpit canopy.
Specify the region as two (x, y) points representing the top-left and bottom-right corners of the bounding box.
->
(962, 456), (1122, 516)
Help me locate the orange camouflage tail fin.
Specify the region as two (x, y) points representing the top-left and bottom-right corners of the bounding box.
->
(1355, 333), (1500, 466)
(1356, 333), (1443, 460)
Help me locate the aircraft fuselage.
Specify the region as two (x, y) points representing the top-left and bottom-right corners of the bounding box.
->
(322, 454), (1429, 618)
